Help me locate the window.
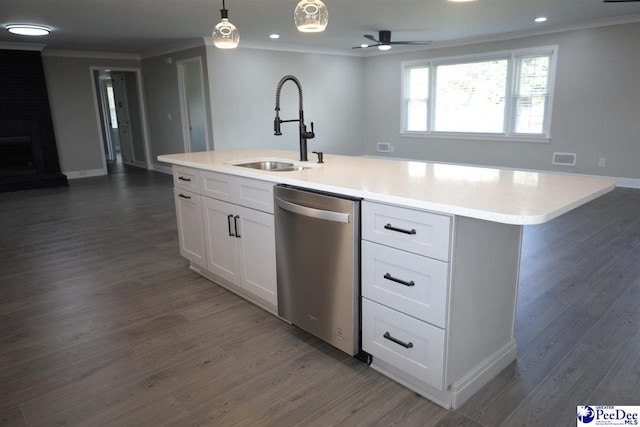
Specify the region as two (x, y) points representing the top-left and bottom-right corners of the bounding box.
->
(401, 47), (556, 141)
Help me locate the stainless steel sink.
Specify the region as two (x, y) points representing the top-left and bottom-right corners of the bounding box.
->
(234, 161), (312, 172)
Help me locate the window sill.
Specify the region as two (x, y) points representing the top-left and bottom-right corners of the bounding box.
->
(399, 131), (551, 144)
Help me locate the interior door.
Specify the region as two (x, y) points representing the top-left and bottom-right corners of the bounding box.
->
(111, 73), (135, 165)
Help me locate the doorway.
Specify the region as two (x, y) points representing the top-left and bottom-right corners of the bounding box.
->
(92, 68), (151, 174)
(177, 57), (209, 152)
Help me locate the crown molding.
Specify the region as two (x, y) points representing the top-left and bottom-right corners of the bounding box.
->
(42, 49), (141, 60)
(363, 13), (640, 58)
(0, 41), (46, 51)
(140, 38), (206, 59)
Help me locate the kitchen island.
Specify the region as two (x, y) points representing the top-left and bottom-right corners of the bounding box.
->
(158, 149), (615, 409)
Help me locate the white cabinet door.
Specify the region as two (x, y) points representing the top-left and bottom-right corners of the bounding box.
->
(236, 206), (277, 306)
(202, 197), (241, 285)
(173, 188), (206, 266)
(201, 197), (277, 307)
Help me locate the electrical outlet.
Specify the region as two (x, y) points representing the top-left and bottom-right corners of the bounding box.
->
(598, 158), (606, 168)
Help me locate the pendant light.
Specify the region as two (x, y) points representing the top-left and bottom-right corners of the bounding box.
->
(212, 0), (239, 49)
(294, 0), (328, 33)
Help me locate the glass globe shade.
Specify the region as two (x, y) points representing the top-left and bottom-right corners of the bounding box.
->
(212, 18), (239, 49)
(294, 0), (328, 33)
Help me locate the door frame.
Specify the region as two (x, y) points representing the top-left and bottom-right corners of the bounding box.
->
(90, 66), (152, 172)
(97, 75), (115, 161)
(177, 56), (211, 152)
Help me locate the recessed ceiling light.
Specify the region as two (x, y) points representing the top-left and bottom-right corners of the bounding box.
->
(269, 34), (280, 39)
(535, 17), (548, 23)
(6, 24), (51, 36)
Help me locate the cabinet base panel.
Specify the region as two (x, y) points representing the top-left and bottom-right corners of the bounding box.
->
(369, 339), (517, 409)
(189, 263), (278, 316)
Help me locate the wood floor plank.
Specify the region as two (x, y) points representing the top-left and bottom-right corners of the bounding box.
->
(0, 407), (25, 427)
(500, 343), (619, 426)
(588, 328), (640, 403)
(99, 394), (188, 427)
(2, 171), (639, 426)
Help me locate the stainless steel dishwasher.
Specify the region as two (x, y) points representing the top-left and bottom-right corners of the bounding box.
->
(274, 185), (360, 356)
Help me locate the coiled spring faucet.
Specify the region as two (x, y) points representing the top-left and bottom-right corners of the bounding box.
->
(274, 75), (315, 161)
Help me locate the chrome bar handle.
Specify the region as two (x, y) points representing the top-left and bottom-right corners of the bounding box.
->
(275, 198), (350, 223)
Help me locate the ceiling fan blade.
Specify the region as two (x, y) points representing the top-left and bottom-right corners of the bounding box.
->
(363, 34), (378, 42)
(352, 44), (383, 49)
(389, 41), (433, 45)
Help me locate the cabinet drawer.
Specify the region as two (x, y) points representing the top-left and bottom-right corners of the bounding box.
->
(201, 172), (274, 213)
(362, 201), (451, 261)
(173, 166), (201, 192)
(362, 299), (445, 390)
(362, 241), (448, 328)
(235, 177), (274, 214)
(201, 170), (234, 202)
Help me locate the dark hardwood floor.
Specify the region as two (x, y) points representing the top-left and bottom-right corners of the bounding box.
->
(1, 170), (638, 426)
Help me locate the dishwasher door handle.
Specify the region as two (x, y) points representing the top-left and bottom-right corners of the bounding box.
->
(275, 198), (351, 224)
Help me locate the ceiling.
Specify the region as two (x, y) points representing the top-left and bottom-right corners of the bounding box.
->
(2, 0), (640, 56)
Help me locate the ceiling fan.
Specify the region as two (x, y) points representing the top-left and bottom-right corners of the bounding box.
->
(352, 30), (432, 51)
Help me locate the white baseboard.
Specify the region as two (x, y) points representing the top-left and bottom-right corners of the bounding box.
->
(450, 339), (518, 408)
(64, 168), (107, 179)
(613, 176), (640, 189)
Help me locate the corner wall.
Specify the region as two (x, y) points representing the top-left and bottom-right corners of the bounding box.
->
(141, 45), (211, 170)
(42, 54), (142, 176)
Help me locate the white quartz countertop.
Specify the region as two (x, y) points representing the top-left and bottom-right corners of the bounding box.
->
(158, 149), (615, 225)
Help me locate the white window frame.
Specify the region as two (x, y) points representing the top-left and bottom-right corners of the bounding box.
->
(400, 46), (558, 143)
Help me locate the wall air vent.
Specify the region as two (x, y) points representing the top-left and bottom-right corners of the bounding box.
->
(552, 152), (576, 166)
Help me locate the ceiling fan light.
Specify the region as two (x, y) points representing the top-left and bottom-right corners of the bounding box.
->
(6, 24), (50, 36)
(378, 44), (392, 51)
(212, 1), (239, 49)
(294, 0), (328, 33)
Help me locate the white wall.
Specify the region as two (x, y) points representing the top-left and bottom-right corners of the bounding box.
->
(362, 22), (640, 180)
(142, 45), (212, 169)
(42, 55), (141, 175)
(206, 47), (365, 157)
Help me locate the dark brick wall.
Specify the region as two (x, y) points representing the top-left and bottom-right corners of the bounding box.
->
(0, 49), (67, 190)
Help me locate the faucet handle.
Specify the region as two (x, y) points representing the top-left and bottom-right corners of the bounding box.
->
(307, 122), (315, 139)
